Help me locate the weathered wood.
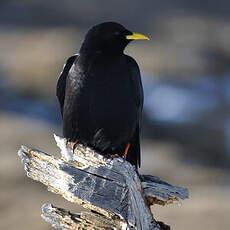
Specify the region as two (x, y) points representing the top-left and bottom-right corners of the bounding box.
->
(18, 134), (189, 230)
(41, 203), (120, 230)
(141, 175), (188, 206)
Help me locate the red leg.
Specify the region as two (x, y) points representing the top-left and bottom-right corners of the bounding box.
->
(73, 140), (79, 151)
(123, 142), (130, 159)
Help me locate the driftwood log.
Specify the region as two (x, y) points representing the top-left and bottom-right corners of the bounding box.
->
(18, 134), (189, 230)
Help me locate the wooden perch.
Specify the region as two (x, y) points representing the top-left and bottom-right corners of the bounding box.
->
(18, 134), (189, 230)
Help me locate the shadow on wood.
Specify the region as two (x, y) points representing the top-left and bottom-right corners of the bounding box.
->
(18, 134), (189, 230)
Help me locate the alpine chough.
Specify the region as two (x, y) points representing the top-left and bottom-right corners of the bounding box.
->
(56, 22), (149, 168)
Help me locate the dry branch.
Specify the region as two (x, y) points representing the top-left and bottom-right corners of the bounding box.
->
(18, 134), (188, 230)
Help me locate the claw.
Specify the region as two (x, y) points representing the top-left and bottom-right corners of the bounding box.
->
(110, 153), (119, 158)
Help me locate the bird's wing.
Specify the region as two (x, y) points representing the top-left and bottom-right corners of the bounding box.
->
(126, 55), (144, 168)
(126, 55), (144, 113)
(56, 54), (78, 117)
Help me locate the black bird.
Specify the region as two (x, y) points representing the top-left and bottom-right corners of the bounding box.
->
(56, 22), (149, 168)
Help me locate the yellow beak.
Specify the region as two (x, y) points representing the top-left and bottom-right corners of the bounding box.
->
(126, 32), (150, 40)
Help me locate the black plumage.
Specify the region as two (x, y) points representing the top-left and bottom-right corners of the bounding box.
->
(56, 22), (148, 168)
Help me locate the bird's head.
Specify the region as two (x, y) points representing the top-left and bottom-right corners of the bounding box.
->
(80, 22), (149, 55)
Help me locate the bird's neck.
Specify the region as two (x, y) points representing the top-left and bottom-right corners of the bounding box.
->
(79, 48), (124, 62)
(78, 50), (125, 73)
(80, 40), (125, 56)
(80, 48), (124, 56)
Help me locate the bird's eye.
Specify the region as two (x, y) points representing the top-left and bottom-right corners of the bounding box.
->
(114, 31), (120, 36)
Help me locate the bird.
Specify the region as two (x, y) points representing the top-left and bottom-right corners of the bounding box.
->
(56, 22), (149, 168)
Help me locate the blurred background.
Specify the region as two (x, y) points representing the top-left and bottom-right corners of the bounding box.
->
(0, 1), (230, 229)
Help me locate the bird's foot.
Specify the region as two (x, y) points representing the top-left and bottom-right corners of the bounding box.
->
(122, 142), (130, 159)
(110, 153), (120, 158)
(109, 142), (130, 159)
